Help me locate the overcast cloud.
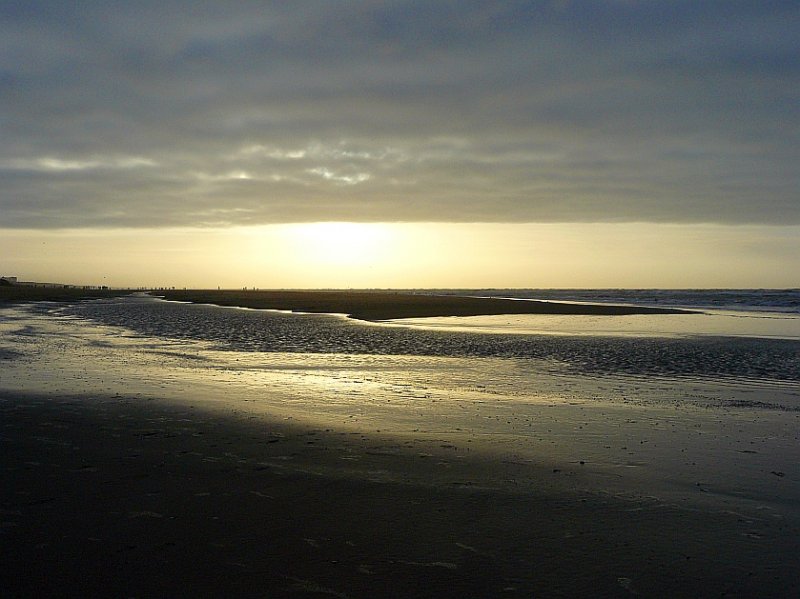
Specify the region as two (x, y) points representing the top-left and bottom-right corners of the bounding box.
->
(1, 0), (797, 228)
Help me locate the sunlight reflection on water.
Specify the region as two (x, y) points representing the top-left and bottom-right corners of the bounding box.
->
(380, 310), (800, 340)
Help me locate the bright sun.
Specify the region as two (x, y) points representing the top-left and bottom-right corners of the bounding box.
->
(281, 222), (396, 268)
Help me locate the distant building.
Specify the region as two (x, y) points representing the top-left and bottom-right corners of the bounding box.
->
(0, 276), (17, 285)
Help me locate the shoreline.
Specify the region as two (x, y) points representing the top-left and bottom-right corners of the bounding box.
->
(154, 289), (694, 320)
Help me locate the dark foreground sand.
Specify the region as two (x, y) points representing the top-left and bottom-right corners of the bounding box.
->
(2, 390), (798, 598)
(156, 289), (693, 320)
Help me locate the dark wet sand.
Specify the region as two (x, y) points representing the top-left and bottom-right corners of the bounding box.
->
(2, 390), (797, 598)
(0, 287), (132, 304)
(0, 287), (693, 319)
(157, 289), (693, 320)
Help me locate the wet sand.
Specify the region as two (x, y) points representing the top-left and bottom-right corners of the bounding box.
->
(156, 289), (693, 320)
(0, 286), (132, 304)
(3, 391), (799, 598)
(2, 302), (798, 597)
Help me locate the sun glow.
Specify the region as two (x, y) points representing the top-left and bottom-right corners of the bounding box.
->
(280, 222), (398, 268)
(3, 223), (798, 289)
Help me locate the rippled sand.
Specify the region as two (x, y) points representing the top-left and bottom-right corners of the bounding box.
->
(59, 295), (800, 384)
(1, 301), (799, 596)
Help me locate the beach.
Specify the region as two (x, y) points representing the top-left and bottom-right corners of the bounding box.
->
(2, 293), (799, 597)
(4, 1), (798, 596)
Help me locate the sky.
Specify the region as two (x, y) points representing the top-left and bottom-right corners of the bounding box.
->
(1, 1), (798, 288)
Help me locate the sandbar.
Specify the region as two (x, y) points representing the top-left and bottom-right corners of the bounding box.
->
(156, 289), (694, 320)
(0, 286), (131, 304)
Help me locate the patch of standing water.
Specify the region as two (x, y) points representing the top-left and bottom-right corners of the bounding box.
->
(378, 309), (800, 341)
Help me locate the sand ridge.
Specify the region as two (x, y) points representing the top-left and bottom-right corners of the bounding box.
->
(155, 289), (694, 320)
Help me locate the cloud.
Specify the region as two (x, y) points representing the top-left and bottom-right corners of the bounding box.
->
(1, 156), (157, 172)
(0, 0), (797, 228)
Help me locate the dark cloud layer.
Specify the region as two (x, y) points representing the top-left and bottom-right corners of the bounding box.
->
(1, 1), (798, 228)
